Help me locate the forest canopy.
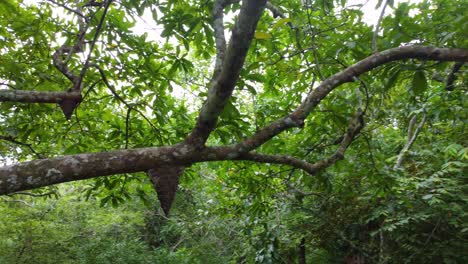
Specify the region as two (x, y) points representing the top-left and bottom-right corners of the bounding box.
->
(0, 0), (467, 262)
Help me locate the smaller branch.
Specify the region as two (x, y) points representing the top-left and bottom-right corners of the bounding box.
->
(305, 110), (364, 172)
(235, 111), (364, 175)
(408, 218), (441, 260)
(233, 46), (467, 153)
(171, 236), (186, 252)
(0, 135), (43, 158)
(47, 0), (96, 118)
(212, 0), (227, 77)
(9, 191), (56, 197)
(394, 113), (426, 169)
(284, 181), (323, 197)
(0, 83), (16, 89)
(83, 1), (105, 7)
(304, 6), (324, 81)
(0, 197), (33, 207)
(265, 2), (286, 18)
(76, 0), (113, 92)
(445, 61), (464, 91)
(237, 152), (322, 175)
(125, 107), (131, 149)
(52, 46), (80, 84)
(372, 0), (389, 53)
(94, 65), (161, 135)
(46, 0), (87, 20)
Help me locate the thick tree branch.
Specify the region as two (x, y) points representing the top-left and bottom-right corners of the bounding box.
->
(185, 0), (267, 147)
(0, 111), (364, 194)
(0, 47), (465, 195)
(0, 90), (82, 104)
(224, 0), (285, 18)
(233, 46), (468, 153)
(212, 0), (227, 77)
(0, 145), (182, 195)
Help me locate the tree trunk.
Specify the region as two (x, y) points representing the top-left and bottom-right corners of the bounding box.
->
(298, 238), (306, 264)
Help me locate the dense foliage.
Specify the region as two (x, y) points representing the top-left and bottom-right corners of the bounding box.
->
(0, 0), (466, 263)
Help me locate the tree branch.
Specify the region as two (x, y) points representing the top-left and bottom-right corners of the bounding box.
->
(235, 152), (323, 175)
(0, 110), (363, 194)
(265, 2), (286, 18)
(0, 146), (180, 194)
(9, 191), (56, 197)
(394, 113), (426, 169)
(0, 47), (465, 195)
(76, 0), (113, 91)
(46, 0), (87, 20)
(94, 64), (161, 136)
(445, 61), (464, 91)
(0, 90), (82, 104)
(212, 0), (227, 77)
(204, 110), (364, 175)
(185, 0), (267, 147)
(232, 46), (468, 153)
(372, 0), (389, 53)
(0, 135), (43, 159)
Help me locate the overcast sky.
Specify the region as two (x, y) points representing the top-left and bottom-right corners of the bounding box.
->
(131, 0), (424, 40)
(347, 0), (423, 25)
(20, 0), (424, 37)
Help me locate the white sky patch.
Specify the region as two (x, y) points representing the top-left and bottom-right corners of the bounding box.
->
(131, 9), (164, 42)
(347, 0), (423, 25)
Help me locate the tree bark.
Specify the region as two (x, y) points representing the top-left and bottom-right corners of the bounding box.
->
(1, 46), (467, 195)
(298, 238), (306, 264)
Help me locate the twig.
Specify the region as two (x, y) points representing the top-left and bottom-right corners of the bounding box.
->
(125, 107), (131, 149)
(394, 113), (426, 169)
(93, 64), (161, 136)
(77, 0), (113, 92)
(46, 0), (87, 20)
(0, 83), (17, 90)
(233, 46), (466, 154)
(10, 191), (56, 197)
(0, 135), (44, 159)
(0, 197), (32, 207)
(372, 0), (389, 53)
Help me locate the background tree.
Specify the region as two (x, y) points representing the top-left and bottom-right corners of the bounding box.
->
(0, 0), (466, 262)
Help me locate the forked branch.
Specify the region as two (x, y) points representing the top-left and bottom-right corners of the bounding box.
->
(185, 0), (267, 147)
(233, 46), (467, 153)
(234, 111), (364, 175)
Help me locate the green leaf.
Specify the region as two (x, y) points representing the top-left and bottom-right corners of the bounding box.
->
(422, 194), (433, 200)
(385, 69), (401, 92)
(272, 18), (291, 30)
(254, 31), (272, 40)
(411, 70), (427, 96)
